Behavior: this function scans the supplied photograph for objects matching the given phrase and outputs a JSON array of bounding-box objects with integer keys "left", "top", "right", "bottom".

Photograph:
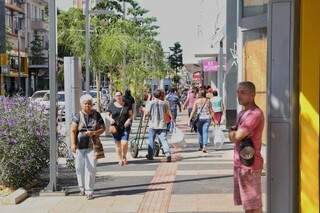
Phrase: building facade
[
  {"left": 26, "top": 0, "right": 49, "bottom": 94},
  {"left": 1, "top": 0, "right": 28, "bottom": 96},
  {"left": 234, "top": 0, "right": 319, "bottom": 212},
  {"left": 0, "top": 0, "right": 48, "bottom": 96}
]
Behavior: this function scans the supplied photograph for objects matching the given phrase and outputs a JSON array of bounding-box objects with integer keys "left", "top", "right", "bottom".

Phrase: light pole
[
  {"left": 85, "top": 0, "right": 90, "bottom": 93},
  {"left": 218, "top": 40, "right": 224, "bottom": 97},
  {"left": 47, "top": 0, "right": 57, "bottom": 192}
]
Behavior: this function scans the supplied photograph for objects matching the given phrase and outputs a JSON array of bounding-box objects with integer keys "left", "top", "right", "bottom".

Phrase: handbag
[
  {"left": 109, "top": 107, "right": 124, "bottom": 135},
  {"left": 164, "top": 112, "right": 171, "bottom": 124},
  {"left": 77, "top": 131, "right": 91, "bottom": 149},
  {"left": 239, "top": 138, "right": 255, "bottom": 166}
]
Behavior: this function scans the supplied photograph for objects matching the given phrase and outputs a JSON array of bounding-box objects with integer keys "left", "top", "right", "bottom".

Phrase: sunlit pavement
[{"left": 0, "top": 111, "right": 266, "bottom": 213}]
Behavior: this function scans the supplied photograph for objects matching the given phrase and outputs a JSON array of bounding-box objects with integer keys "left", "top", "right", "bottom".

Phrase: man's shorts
[{"left": 234, "top": 167, "right": 262, "bottom": 211}]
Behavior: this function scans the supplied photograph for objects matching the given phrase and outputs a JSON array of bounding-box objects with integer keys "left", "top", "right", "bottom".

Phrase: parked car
[
  {"left": 83, "top": 90, "right": 109, "bottom": 111},
  {"left": 30, "top": 90, "right": 65, "bottom": 121},
  {"left": 30, "top": 90, "right": 50, "bottom": 102}
]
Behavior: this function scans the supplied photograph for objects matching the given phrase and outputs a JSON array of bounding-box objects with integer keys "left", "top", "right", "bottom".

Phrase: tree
[
  {"left": 168, "top": 42, "right": 184, "bottom": 75},
  {"left": 30, "top": 31, "right": 44, "bottom": 65},
  {"left": 57, "top": 8, "right": 85, "bottom": 59},
  {"left": 30, "top": 31, "right": 45, "bottom": 91},
  {"left": 57, "top": 2, "right": 167, "bottom": 104}
]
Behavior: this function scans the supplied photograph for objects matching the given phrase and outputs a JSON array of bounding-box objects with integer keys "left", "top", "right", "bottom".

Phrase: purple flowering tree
[{"left": 0, "top": 96, "right": 50, "bottom": 188}]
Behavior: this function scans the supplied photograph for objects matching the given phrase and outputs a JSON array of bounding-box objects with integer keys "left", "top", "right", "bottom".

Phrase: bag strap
[
  {"left": 115, "top": 106, "right": 124, "bottom": 125},
  {"left": 79, "top": 111, "right": 88, "bottom": 130},
  {"left": 197, "top": 99, "right": 208, "bottom": 116}
]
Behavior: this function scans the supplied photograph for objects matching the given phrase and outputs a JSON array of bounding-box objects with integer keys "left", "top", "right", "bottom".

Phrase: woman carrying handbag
[
  {"left": 189, "top": 89, "right": 213, "bottom": 153},
  {"left": 70, "top": 94, "right": 106, "bottom": 200},
  {"left": 106, "top": 91, "right": 133, "bottom": 166}
]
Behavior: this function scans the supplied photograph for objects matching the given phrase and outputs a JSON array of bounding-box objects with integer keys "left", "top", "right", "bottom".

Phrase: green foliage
[
  {"left": 169, "top": 42, "right": 184, "bottom": 73},
  {"left": 30, "top": 31, "right": 44, "bottom": 65},
  {"left": 58, "top": 1, "right": 167, "bottom": 101},
  {"left": 57, "top": 8, "right": 85, "bottom": 59}
]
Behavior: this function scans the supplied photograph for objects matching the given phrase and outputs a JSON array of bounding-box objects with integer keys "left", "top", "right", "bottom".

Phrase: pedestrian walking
[
  {"left": 144, "top": 89, "right": 172, "bottom": 162},
  {"left": 124, "top": 88, "right": 135, "bottom": 110},
  {"left": 166, "top": 88, "right": 181, "bottom": 122},
  {"left": 70, "top": 94, "right": 106, "bottom": 200},
  {"left": 210, "top": 90, "right": 224, "bottom": 126},
  {"left": 229, "top": 81, "right": 264, "bottom": 213},
  {"left": 184, "top": 87, "right": 198, "bottom": 132},
  {"left": 106, "top": 91, "right": 133, "bottom": 166},
  {"left": 189, "top": 89, "right": 213, "bottom": 153},
  {"left": 183, "top": 87, "right": 198, "bottom": 117}
]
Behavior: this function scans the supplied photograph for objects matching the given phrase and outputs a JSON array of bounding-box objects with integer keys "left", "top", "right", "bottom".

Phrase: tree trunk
[{"left": 95, "top": 71, "right": 101, "bottom": 112}]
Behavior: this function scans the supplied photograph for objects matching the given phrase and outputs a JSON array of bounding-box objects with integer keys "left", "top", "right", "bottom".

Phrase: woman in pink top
[{"left": 183, "top": 88, "right": 198, "bottom": 117}]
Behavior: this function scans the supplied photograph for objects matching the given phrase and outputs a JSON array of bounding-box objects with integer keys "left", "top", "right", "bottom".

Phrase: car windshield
[{"left": 31, "top": 92, "right": 47, "bottom": 99}]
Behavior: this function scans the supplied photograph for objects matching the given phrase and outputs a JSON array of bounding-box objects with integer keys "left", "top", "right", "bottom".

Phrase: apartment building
[{"left": 0, "top": 0, "right": 48, "bottom": 96}]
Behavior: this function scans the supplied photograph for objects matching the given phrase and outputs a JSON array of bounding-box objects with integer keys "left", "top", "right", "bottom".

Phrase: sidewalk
[{"left": 0, "top": 111, "right": 266, "bottom": 213}]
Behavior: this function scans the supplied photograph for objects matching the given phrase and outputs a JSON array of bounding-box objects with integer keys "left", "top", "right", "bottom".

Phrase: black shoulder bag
[{"left": 237, "top": 112, "right": 255, "bottom": 166}]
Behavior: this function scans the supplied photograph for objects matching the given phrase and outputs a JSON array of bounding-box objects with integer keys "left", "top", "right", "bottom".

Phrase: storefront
[{"left": 236, "top": 0, "right": 319, "bottom": 212}]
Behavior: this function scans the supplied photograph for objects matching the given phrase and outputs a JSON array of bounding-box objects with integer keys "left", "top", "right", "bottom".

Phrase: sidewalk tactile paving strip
[{"left": 137, "top": 144, "right": 181, "bottom": 213}]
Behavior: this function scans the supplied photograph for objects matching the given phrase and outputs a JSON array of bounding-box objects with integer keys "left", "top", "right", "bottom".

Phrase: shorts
[
  {"left": 234, "top": 167, "right": 262, "bottom": 211},
  {"left": 113, "top": 130, "right": 130, "bottom": 142}
]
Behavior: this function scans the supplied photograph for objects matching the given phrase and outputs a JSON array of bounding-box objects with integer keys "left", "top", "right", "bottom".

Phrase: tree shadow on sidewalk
[
  {"left": 91, "top": 175, "right": 233, "bottom": 193},
  {"left": 96, "top": 158, "right": 162, "bottom": 167},
  {"left": 92, "top": 188, "right": 164, "bottom": 199}
]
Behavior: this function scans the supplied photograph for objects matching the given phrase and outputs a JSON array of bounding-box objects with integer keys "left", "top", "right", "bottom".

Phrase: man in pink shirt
[{"left": 229, "top": 81, "right": 264, "bottom": 213}]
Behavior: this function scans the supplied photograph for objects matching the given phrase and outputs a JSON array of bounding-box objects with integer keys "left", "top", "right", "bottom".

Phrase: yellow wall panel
[{"left": 299, "top": 0, "right": 320, "bottom": 212}]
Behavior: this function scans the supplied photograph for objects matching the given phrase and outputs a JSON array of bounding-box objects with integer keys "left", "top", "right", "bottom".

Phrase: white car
[
  {"left": 83, "top": 90, "right": 109, "bottom": 111},
  {"left": 30, "top": 90, "right": 65, "bottom": 121}
]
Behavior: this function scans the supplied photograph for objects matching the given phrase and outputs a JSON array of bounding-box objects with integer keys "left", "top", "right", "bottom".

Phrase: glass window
[{"left": 243, "top": 0, "right": 268, "bottom": 17}]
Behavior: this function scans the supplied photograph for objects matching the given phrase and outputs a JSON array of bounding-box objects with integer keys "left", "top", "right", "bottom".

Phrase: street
[{"left": 0, "top": 111, "right": 266, "bottom": 213}]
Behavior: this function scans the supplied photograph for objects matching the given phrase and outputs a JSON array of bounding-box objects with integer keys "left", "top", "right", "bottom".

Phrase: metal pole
[
  {"left": 85, "top": 0, "right": 90, "bottom": 92},
  {"left": 17, "top": 30, "right": 21, "bottom": 92},
  {"left": 47, "top": 0, "right": 57, "bottom": 192},
  {"left": 218, "top": 40, "right": 224, "bottom": 97}
]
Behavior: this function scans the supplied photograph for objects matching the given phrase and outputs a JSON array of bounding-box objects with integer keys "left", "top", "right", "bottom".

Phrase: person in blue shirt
[{"left": 165, "top": 88, "right": 181, "bottom": 122}]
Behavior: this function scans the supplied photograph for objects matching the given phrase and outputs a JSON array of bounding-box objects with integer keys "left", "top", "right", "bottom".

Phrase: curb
[{"left": 1, "top": 188, "right": 28, "bottom": 205}]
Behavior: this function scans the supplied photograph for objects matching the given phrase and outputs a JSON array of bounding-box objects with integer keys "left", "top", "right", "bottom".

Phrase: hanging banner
[{"left": 202, "top": 59, "right": 218, "bottom": 72}]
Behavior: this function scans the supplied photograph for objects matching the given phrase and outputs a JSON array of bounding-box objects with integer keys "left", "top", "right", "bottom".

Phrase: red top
[{"left": 233, "top": 106, "right": 264, "bottom": 170}]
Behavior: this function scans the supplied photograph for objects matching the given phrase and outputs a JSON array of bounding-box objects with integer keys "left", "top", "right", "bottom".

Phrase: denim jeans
[
  {"left": 197, "top": 119, "right": 211, "bottom": 148},
  {"left": 75, "top": 149, "right": 97, "bottom": 195},
  {"left": 148, "top": 128, "right": 171, "bottom": 157}
]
